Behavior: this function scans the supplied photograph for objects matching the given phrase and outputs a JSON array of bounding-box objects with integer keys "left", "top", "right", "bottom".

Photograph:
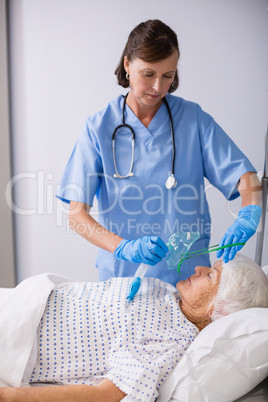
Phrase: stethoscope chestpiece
[{"left": 165, "top": 174, "right": 177, "bottom": 190}]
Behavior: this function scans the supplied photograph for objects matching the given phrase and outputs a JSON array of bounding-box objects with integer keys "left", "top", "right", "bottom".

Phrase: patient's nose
[{"left": 195, "top": 266, "right": 202, "bottom": 277}]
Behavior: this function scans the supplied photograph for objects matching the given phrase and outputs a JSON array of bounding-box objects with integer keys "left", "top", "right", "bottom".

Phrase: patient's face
[{"left": 176, "top": 261, "right": 223, "bottom": 322}]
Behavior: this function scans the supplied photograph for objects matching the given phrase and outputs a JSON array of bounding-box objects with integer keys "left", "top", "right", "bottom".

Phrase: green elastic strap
[{"left": 177, "top": 242, "right": 245, "bottom": 274}]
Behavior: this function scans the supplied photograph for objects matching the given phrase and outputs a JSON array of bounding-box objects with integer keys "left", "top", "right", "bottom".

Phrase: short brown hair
[{"left": 115, "top": 19, "right": 180, "bottom": 92}]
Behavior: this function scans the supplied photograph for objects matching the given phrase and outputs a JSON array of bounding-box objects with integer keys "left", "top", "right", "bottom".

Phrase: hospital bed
[
  {"left": 0, "top": 270, "right": 267, "bottom": 402},
  {"left": 235, "top": 377, "right": 268, "bottom": 402},
  {"left": 239, "top": 129, "right": 268, "bottom": 402},
  {"left": 235, "top": 127, "right": 268, "bottom": 402},
  {"left": 236, "top": 128, "right": 268, "bottom": 402},
  {"left": 0, "top": 135, "right": 267, "bottom": 402},
  {"left": 163, "top": 126, "right": 267, "bottom": 402},
  {"left": 156, "top": 303, "right": 268, "bottom": 402}
]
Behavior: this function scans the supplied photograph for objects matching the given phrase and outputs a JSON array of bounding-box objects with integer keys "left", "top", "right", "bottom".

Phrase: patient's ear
[{"left": 207, "top": 304, "right": 214, "bottom": 319}]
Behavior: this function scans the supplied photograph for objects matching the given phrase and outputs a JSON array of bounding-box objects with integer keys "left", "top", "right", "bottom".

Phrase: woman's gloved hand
[
  {"left": 216, "top": 204, "right": 262, "bottom": 263},
  {"left": 114, "top": 236, "right": 169, "bottom": 265}
]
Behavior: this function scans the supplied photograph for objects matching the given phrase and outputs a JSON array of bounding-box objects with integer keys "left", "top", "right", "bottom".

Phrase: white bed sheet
[
  {"left": 0, "top": 273, "right": 267, "bottom": 402},
  {"left": 0, "top": 273, "right": 73, "bottom": 387}
]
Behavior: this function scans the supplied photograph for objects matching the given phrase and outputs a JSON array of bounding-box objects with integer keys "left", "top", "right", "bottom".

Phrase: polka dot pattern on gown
[{"left": 30, "top": 277, "right": 198, "bottom": 401}]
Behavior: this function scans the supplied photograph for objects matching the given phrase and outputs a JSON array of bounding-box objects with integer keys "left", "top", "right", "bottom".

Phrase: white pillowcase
[{"left": 157, "top": 308, "right": 268, "bottom": 402}]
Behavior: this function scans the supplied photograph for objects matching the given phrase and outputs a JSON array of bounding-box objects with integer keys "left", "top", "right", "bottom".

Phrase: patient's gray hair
[{"left": 211, "top": 254, "right": 268, "bottom": 321}]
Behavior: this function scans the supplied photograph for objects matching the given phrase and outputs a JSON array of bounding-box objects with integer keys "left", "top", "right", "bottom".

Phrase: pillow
[{"left": 157, "top": 308, "right": 268, "bottom": 402}]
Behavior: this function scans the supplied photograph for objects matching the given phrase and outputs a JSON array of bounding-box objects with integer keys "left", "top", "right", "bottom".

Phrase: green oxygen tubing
[
  {"left": 177, "top": 242, "right": 245, "bottom": 274},
  {"left": 126, "top": 231, "right": 245, "bottom": 304}
]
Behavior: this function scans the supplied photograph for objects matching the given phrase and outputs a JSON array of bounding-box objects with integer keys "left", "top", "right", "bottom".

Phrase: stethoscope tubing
[
  {"left": 162, "top": 97, "right": 176, "bottom": 179},
  {"left": 112, "top": 93, "right": 176, "bottom": 186}
]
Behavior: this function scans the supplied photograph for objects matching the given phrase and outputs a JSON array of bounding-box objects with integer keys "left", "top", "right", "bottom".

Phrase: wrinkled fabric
[
  {"left": 0, "top": 273, "right": 73, "bottom": 387},
  {"left": 56, "top": 94, "right": 256, "bottom": 283},
  {"left": 30, "top": 277, "right": 198, "bottom": 401}
]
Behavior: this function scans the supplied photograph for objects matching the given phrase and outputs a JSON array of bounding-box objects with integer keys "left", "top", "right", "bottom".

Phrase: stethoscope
[{"left": 112, "top": 93, "right": 177, "bottom": 190}]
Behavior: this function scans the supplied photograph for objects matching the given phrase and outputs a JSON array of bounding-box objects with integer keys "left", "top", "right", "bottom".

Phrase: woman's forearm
[
  {"left": 68, "top": 201, "right": 123, "bottom": 253},
  {"left": 237, "top": 172, "right": 262, "bottom": 207},
  {"left": 0, "top": 380, "right": 126, "bottom": 402}
]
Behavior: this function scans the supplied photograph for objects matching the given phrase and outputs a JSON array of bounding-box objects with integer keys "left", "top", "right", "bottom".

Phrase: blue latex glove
[
  {"left": 216, "top": 205, "right": 262, "bottom": 263},
  {"left": 114, "top": 236, "right": 168, "bottom": 265}
]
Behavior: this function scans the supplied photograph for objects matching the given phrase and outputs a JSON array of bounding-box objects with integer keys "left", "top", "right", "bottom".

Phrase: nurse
[{"left": 57, "top": 19, "right": 261, "bottom": 285}]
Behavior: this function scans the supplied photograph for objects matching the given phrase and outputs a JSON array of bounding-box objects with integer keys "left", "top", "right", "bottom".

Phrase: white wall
[{"left": 7, "top": 0, "right": 268, "bottom": 283}]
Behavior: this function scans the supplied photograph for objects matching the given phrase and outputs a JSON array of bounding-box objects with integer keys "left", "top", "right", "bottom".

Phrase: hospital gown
[{"left": 30, "top": 277, "right": 198, "bottom": 401}]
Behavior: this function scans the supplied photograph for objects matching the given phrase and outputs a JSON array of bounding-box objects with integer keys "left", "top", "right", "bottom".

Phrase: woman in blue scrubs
[{"left": 57, "top": 19, "right": 261, "bottom": 285}]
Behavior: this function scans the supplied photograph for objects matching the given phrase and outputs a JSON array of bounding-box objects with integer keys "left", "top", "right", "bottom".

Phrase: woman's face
[
  {"left": 177, "top": 261, "right": 223, "bottom": 324},
  {"left": 124, "top": 52, "right": 178, "bottom": 109}
]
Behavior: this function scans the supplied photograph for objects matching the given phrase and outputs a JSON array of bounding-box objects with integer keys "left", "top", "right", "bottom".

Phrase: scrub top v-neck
[{"left": 56, "top": 93, "right": 256, "bottom": 285}]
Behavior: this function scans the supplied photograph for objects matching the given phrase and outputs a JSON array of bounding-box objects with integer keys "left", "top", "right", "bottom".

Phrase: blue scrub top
[{"left": 57, "top": 94, "right": 256, "bottom": 286}]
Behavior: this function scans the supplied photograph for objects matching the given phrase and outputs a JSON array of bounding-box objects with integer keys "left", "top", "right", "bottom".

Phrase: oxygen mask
[
  {"left": 166, "top": 232, "right": 200, "bottom": 272},
  {"left": 126, "top": 232, "right": 245, "bottom": 304}
]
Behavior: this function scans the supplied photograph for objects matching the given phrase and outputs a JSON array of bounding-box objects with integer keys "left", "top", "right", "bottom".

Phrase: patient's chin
[{"left": 176, "top": 280, "right": 184, "bottom": 291}]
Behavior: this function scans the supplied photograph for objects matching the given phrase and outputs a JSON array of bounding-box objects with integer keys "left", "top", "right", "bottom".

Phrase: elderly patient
[{"left": 1, "top": 254, "right": 267, "bottom": 402}]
